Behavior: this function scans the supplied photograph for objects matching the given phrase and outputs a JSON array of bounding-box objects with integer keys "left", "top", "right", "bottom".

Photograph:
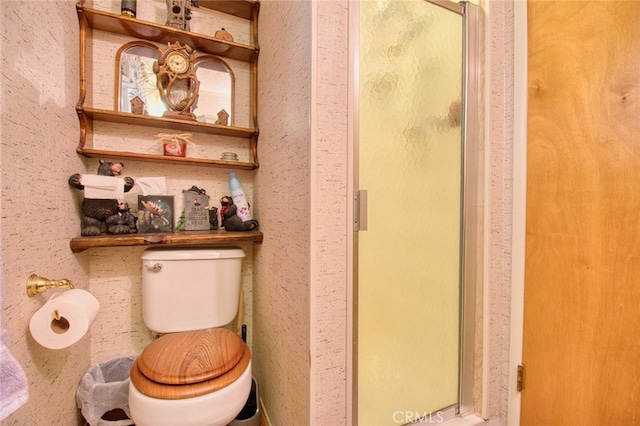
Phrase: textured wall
[
  {"left": 253, "top": 0, "right": 312, "bottom": 424},
  {"left": 253, "top": 0, "right": 350, "bottom": 423},
  {"left": 310, "top": 0, "right": 349, "bottom": 423},
  {"left": 484, "top": 0, "right": 514, "bottom": 423},
  {"left": 1, "top": 2, "right": 89, "bottom": 425}
]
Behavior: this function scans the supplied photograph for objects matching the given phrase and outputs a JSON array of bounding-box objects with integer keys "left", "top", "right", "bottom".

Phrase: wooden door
[{"left": 523, "top": 1, "right": 640, "bottom": 425}]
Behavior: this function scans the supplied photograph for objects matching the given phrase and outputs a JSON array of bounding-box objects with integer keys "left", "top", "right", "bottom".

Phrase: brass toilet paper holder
[{"left": 26, "top": 274, "right": 74, "bottom": 297}]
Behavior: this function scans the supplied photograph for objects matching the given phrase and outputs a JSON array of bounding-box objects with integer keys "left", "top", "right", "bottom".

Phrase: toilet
[{"left": 129, "top": 247, "right": 252, "bottom": 426}]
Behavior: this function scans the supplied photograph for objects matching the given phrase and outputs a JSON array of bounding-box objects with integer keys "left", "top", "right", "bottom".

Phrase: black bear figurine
[
  {"left": 69, "top": 160, "right": 136, "bottom": 236},
  {"left": 220, "top": 195, "right": 258, "bottom": 232}
]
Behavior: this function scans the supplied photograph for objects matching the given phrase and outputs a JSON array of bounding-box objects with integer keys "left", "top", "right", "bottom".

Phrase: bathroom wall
[
  {"left": 308, "top": 1, "right": 350, "bottom": 422},
  {"left": 1, "top": 2, "right": 89, "bottom": 425},
  {"left": 253, "top": 0, "right": 350, "bottom": 423},
  {"left": 484, "top": 0, "right": 515, "bottom": 422},
  {"left": 253, "top": 0, "right": 312, "bottom": 424}
]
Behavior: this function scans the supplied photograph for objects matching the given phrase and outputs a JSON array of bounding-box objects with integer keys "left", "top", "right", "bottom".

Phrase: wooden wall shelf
[
  {"left": 78, "top": 107, "right": 257, "bottom": 138},
  {"left": 76, "top": 147, "right": 258, "bottom": 169},
  {"left": 71, "top": 2, "right": 262, "bottom": 253},
  {"left": 70, "top": 230, "right": 263, "bottom": 253},
  {"left": 75, "top": 1, "right": 260, "bottom": 169},
  {"left": 76, "top": 107, "right": 260, "bottom": 169},
  {"left": 77, "top": 4, "right": 259, "bottom": 62},
  {"left": 198, "top": 1, "right": 258, "bottom": 20}
]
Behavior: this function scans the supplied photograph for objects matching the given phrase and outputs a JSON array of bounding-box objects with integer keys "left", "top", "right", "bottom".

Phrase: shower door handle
[{"left": 354, "top": 190, "right": 368, "bottom": 231}]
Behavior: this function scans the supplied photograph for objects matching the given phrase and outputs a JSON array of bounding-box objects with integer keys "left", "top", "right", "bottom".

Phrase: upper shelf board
[
  {"left": 198, "top": 0, "right": 259, "bottom": 20},
  {"left": 77, "top": 3, "right": 259, "bottom": 62}
]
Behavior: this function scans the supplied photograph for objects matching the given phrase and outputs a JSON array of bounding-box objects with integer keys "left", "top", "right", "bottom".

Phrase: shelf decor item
[
  {"left": 68, "top": 160, "right": 136, "bottom": 236},
  {"left": 215, "top": 109, "right": 230, "bottom": 126},
  {"left": 182, "top": 186, "right": 210, "bottom": 231},
  {"left": 137, "top": 196, "right": 175, "bottom": 233},
  {"left": 121, "top": 0, "right": 136, "bottom": 17},
  {"left": 130, "top": 96, "right": 145, "bottom": 115},
  {"left": 156, "top": 132, "right": 192, "bottom": 157},
  {"left": 165, "top": 0, "right": 199, "bottom": 31},
  {"left": 153, "top": 42, "right": 200, "bottom": 121},
  {"left": 214, "top": 28, "right": 233, "bottom": 42}
]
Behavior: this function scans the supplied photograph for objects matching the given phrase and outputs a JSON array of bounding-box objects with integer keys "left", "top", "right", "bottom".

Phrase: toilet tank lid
[{"left": 141, "top": 247, "right": 245, "bottom": 261}]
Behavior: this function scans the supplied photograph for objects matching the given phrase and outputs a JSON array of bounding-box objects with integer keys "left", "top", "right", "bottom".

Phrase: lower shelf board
[{"left": 70, "top": 230, "right": 263, "bottom": 253}]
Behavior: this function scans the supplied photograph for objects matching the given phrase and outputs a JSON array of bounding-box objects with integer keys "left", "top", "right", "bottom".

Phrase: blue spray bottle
[{"left": 227, "top": 171, "right": 252, "bottom": 221}]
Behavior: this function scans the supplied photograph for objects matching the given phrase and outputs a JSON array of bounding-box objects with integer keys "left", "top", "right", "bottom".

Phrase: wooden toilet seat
[{"left": 130, "top": 328, "right": 250, "bottom": 400}]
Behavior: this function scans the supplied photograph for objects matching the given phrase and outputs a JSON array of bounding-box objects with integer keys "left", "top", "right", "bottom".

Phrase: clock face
[
  {"left": 154, "top": 42, "right": 200, "bottom": 120},
  {"left": 167, "top": 52, "right": 189, "bottom": 74}
]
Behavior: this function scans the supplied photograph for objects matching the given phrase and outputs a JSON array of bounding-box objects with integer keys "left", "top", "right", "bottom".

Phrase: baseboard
[{"left": 259, "top": 396, "right": 271, "bottom": 426}]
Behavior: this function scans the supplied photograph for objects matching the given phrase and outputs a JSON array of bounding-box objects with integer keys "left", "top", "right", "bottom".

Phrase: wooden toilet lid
[
  {"left": 130, "top": 328, "right": 251, "bottom": 400},
  {"left": 137, "top": 328, "right": 245, "bottom": 384}
]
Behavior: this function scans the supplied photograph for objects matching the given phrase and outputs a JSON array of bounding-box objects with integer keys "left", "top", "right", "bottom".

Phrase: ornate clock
[{"left": 153, "top": 42, "right": 200, "bottom": 121}]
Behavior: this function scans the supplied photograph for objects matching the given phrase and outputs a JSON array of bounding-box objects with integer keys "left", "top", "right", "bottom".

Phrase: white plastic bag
[{"left": 76, "top": 356, "right": 136, "bottom": 426}]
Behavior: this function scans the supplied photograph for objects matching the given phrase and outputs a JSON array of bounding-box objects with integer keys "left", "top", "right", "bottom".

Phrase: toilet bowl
[
  {"left": 128, "top": 247, "right": 250, "bottom": 426},
  {"left": 128, "top": 328, "right": 252, "bottom": 426}
]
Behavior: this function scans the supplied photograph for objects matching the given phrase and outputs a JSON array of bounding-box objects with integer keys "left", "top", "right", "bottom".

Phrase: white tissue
[
  {"left": 81, "top": 175, "right": 125, "bottom": 200},
  {"left": 29, "top": 289, "right": 99, "bottom": 350},
  {"left": 136, "top": 177, "right": 167, "bottom": 195}
]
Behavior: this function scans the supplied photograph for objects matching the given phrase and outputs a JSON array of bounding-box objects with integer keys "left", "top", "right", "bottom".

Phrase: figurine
[
  {"left": 206, "top": 206, "right": 219, "bottom": 230},
  {"left": 219, "top": 195, "right": 233, "bottom": 228},
  {"left": 69, "top": 160, "right": 136, "bottom": 236},
  {"left": 130, "top": 96, "right": 145, "bottom": 115},
  {"left": 214, "top": 109, "right": 229, "bottom": 126},
  {"left": 220, "top": 195, "right": 258, "bottom": 232},
  {"left": 105, "top": 202, "right": 137, "bottom": 235}
]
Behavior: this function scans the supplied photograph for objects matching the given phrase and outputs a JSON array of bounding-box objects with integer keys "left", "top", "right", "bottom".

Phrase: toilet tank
[{"left": 141, "top": 247, "right": 245, "bottom": 333}]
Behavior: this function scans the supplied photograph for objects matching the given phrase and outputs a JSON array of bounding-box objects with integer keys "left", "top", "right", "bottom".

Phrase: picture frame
[{"left": 137, "top": 195, "right": 174, "bottom": 233}]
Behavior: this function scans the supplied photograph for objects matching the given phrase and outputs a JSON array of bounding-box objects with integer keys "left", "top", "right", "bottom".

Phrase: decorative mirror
[
  {"left": 116, "top": 42, "right": 163, "bottom": 116},
  {"left": 116, "top": 42, "right": 234, "bottom": 124},
  {"left": 193, "top": 55, "right": 235, "bottom": 125}
]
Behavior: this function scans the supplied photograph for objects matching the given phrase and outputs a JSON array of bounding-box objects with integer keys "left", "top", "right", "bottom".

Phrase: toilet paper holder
[{"left": 26, "top": 274, "right": 74, "bottom": 297}]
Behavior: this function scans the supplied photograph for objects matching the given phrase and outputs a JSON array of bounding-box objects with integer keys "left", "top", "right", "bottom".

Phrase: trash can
[
  {"left": 230, "top": 376, "right": 260, "bottom": 426},
  {"left": 76, "top": 356, "right": 137, "bottom": 426}
]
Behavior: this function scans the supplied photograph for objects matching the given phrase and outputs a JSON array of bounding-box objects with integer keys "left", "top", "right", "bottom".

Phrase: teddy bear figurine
[
  {"left": 105, "top": 202, "right": 137, "bottom": 235},
  {"left": 69, "top": 160, "right": 136, "bottom": 236},
  {"left": 220, "top": 195, "right": 259, "bottom": 232}
]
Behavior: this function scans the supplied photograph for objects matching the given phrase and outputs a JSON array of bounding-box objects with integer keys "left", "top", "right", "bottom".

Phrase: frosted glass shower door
[{"left": 357, "top": 0, "right": 464, "bottom": 423}]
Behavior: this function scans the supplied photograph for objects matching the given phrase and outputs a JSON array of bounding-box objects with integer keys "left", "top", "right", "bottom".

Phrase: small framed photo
[{"left": 137, "top": 195, "right": 174, "bottom": 233}]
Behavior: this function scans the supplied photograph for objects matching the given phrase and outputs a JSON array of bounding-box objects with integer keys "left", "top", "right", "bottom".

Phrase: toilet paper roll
[{"left": 29, "top": 289, "right": 100, "bottom": 350}]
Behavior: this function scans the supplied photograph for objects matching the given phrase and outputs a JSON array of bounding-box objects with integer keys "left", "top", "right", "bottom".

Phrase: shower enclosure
[{"left": 352, "top": 0, "right": 480, "bottom": 424}]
